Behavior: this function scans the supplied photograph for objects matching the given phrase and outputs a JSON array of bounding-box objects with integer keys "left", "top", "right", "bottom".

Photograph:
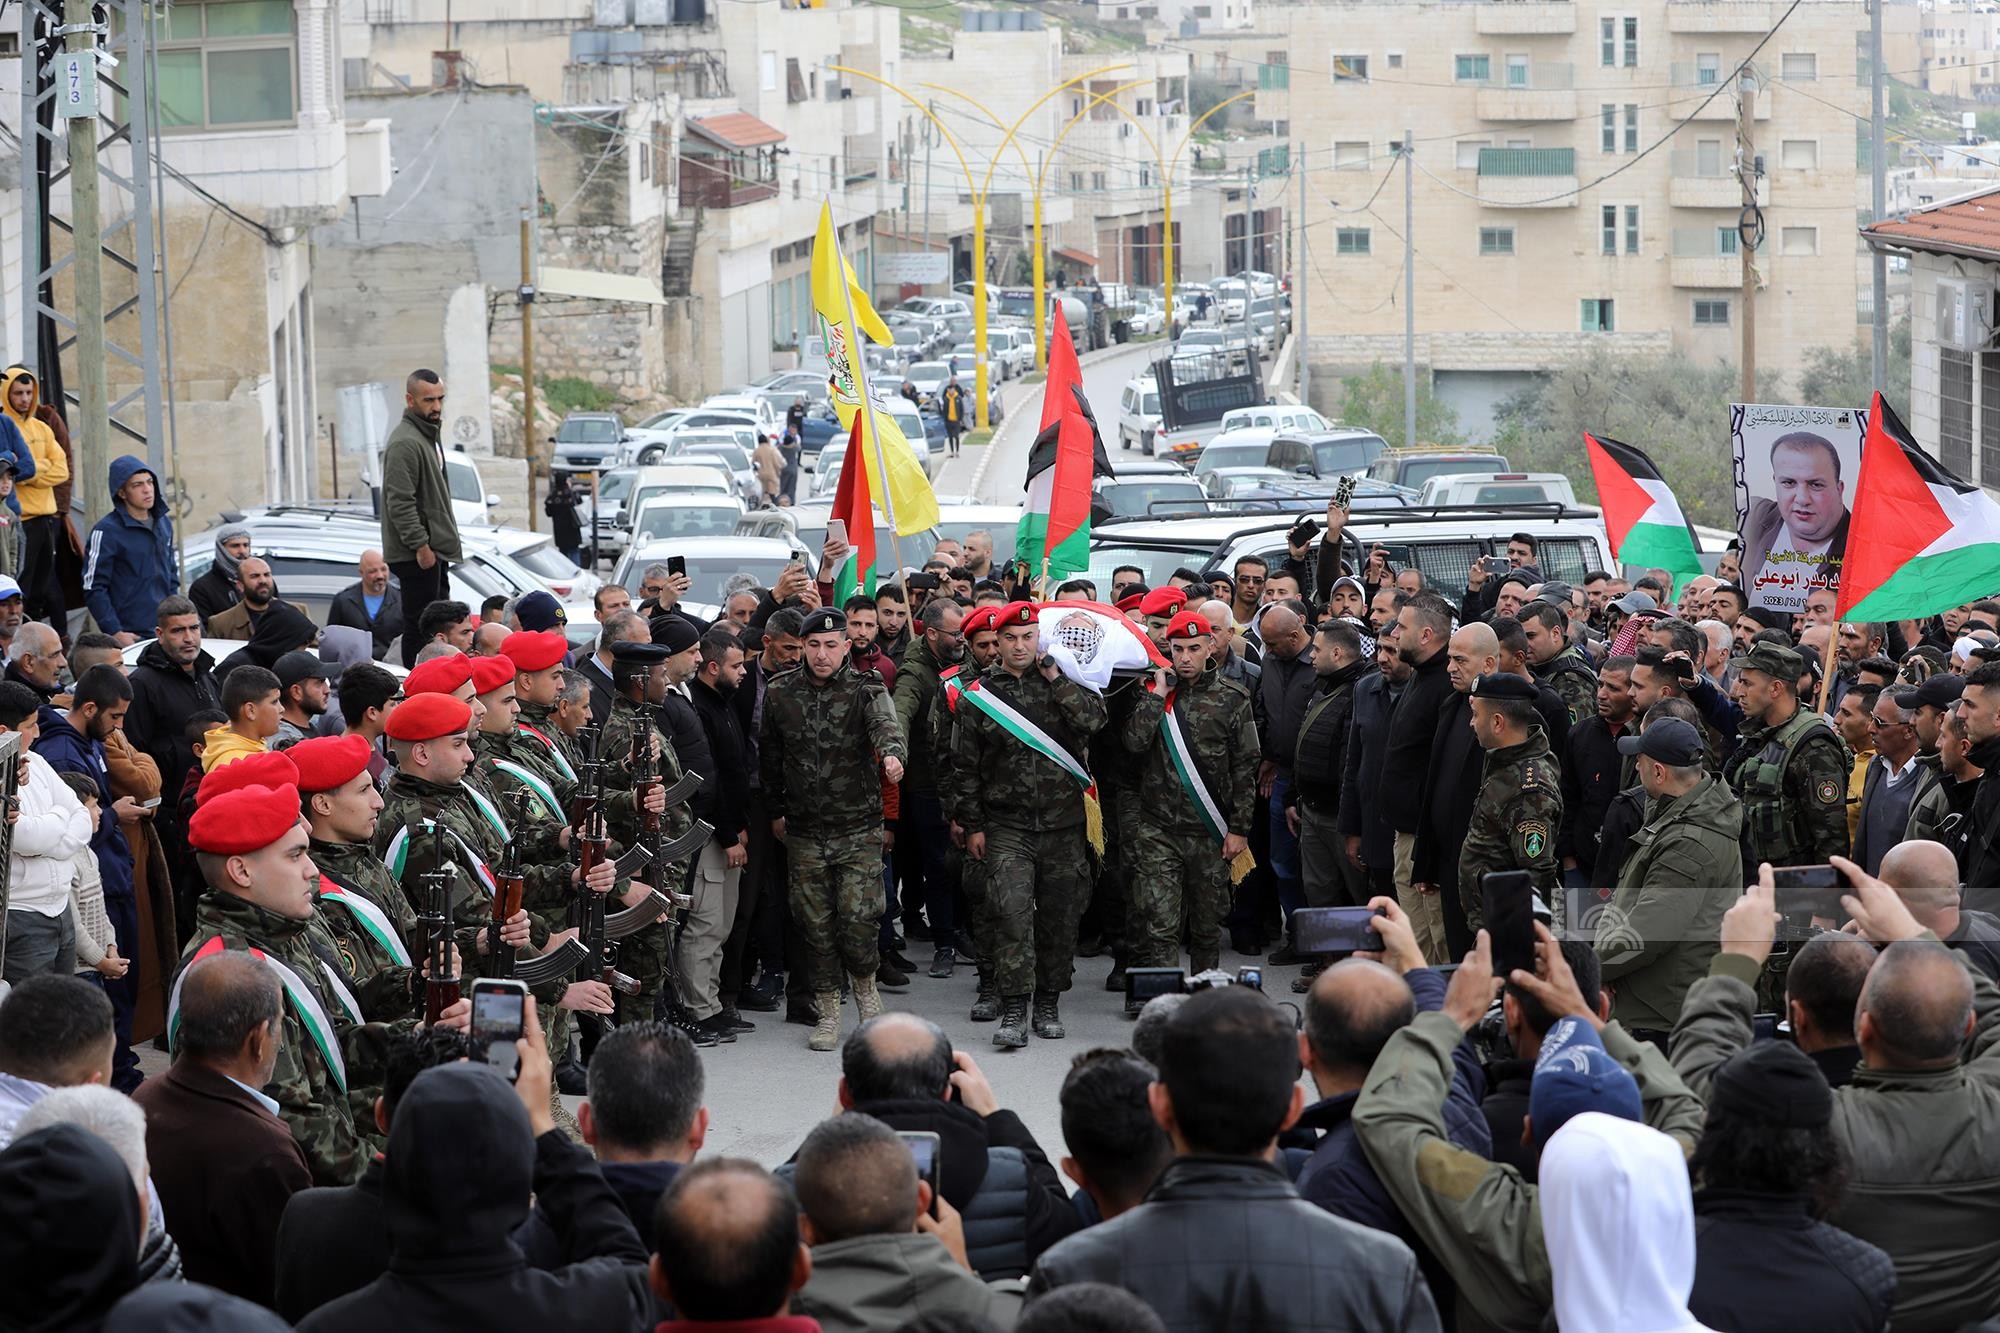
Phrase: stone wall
[{"left": 487, "top": 212, "right": 669, "bottom": 403}]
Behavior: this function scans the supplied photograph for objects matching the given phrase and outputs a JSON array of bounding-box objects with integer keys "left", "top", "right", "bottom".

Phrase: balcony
[
  {"left": 1474, "top": 63, "right": 1576, "bottom": 120},
  {"left": 1475, "top": 147, "right": 1578, "bottom": 208},
  {"left": 1667, "top": 0, "right": 1784, "bottom": 32},
  {"left": 1667, "top": 149, "right": 1766, "bottom": 207},
  {"left": 1671, "top": 226, "right": 1741, "bottom": 286},
  {"left": 1475, "top": 2, "right": 1577, "bottom": 34}
]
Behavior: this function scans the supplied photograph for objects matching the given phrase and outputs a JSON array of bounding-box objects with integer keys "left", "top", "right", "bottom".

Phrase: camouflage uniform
[
  {"left": 934, "top": 667, "right": 993, "bottom": 992},
  {"left": 953, "top": 665, "right": 1108, "bottom": 997},
  {"left": 759, "top": 663, "right": 906, "bottom": 992},
  {"left": 514, "top": 701, "right": 582, "bottom": 793},
  {"left": 174, "top": 892, "right": 385, "bottom": 1186},
  {"left": 1457, "top": 726, "right": 1563, "bottom": 931},
  {"left": 310, "top": 838, "right": 421, "bottom": 1025},
  {"left": 1722, "top": 705, "right": 1853, "bottom": 868},
  {"left": 1119, "top": 668, "right": 1259, "bottom": 972},
  {"left": 1533, "top": 646, "right": 1599, "bottom": 728},
  {"left": 597, "top": 694, "right": 694, "bottom": 1025},
  {"left": 1090, "top": 684, "right": 1147, "bottom": 964}
]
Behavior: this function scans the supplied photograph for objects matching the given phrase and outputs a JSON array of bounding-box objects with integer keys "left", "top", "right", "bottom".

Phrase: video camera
[{"left": 1125, "top": 965, "right": 1265, "bottom": 1003}]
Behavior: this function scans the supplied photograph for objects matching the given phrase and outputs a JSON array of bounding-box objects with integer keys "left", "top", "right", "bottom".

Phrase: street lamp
[
  {"left": 833, "top": 63, "right": 1130, "bottom": 430},
  {"left": 1033, "top": 79, "right": 1151, "bottom": 371}
]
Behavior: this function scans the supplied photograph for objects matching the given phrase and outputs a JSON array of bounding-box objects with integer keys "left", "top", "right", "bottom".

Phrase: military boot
[
  {"left": 993, "top": 995, "right": 1030, "bottom": 1049},
  {"left": 1102, "top": 954, "right": 1128, "bottom": 993},
  {"left": 1032, "top": 991, "right": 1066, "bottom": 1040},
  {"left": 970, "top": 971, "right": 1002, "bottom": 1023},
  {"left": 852, "top": 973, "right": 885, "bottom": 1022},
  {"left": 808, "top": 990, "right": 843, "bottom": 1052}
]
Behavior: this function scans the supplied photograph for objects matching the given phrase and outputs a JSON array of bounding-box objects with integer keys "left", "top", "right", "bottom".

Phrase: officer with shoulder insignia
[
  {"left": 1458, "top": 672, "right": 1563, "bottom": 934},
  {"left": 1722, "top": 640, "right": 1852, "bottom": 870},
  {"left": 1117, "top": 609, "right": 1258, "bottom": 1008},
  {"left": 175, "top": 779, "right": 469, "bottom": 1185},
  {"left": 954, "top": 601, "right": 1108, "bottom": 1049},
  {"left": 761, "top": 607, "right": 907, "bottom": 1052}
]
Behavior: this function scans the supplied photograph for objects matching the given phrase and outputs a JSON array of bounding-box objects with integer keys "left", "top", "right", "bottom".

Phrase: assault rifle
[
  {"left": 490, "top": 788, "right": 588, "bottom": 987},
  {"left": 417, "top": 819, "right": 460, "bottom": 1026}
]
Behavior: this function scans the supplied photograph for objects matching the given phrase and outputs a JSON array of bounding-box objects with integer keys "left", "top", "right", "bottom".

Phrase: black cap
[
  {"left": 274, "top": 650, "right": 333, "bottom": 690},
  {"left": 610, "top": 640, "right": 671, "bottom": 667},
  {"left": 650, "top": 615, "right": 700, "bottom": 654},
  {"left": 1709, "top": 1039, "right": 1833, "bottom": 1128},
  {"left": 800, "top": 608, "right": 847, "bottom": 637},
  {"left": 1616, "top": 716, "right": 1705, "bottom": 767},
  {"left": 1470, "top": 672, "right": 1539, "bottom": 701},
  {"left": 1912, "top": 674, "right": 1967, "bottom": 711}
]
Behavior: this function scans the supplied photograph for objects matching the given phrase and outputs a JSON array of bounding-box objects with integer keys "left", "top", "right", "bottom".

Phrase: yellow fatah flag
[{"left": 811, "top": 202, "right": 939, "bottom": 536}]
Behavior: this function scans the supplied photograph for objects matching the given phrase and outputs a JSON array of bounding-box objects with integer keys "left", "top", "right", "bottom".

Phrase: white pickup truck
[{"left": 1415, "top": 471, "right": 1578, "bottom": 507}]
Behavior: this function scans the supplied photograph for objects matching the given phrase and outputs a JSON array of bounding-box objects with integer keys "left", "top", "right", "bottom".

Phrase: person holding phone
[
  {"left": 1597, "top": 717, "right": 1745, "bottom": 1042},
  {"left": 1457, "top": 675, "right": 1561, "bottom": 941}
]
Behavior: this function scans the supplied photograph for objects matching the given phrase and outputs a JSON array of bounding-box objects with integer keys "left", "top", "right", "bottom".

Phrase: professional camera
[{"left": 1124, "top": 965, "right": 1265, "bottom": 1003}]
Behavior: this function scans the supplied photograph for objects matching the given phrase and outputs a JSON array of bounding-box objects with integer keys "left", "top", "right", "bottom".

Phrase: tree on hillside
[
  {"left": 1336, "top": 364, "right": 1463, "bottom": 450},
  {"left": 1795, "top": 322, "right": 1912, "bottom": 413}
]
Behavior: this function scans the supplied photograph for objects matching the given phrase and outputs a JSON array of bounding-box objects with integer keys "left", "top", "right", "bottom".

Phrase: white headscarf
[{"left": 1539, "top": 1112, "right": 1714, "bottom": 1333}]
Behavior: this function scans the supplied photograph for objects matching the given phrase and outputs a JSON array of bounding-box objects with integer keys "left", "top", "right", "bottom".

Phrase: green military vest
[{"left": 1729, "top": 706, "right": 1849, "bottom": 865}]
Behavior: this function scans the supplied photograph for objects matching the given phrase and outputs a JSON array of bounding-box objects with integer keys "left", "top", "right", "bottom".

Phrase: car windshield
[
  {"left": 1199, "top": 443, "right": 1269, "bottom": 473},
  {"left": 1314, "top": 435, "right": 1387, "bottom": 474},
  {"left": 445, "top": 458, "right": 483, "bottom": 504},
  {"left": 561, "top": 417, "right": 622, "bottom": 443},
  {"left": 633, "top": 505, "right": 745, "bottom": 541},
  {"left": 894, "top": 327, "right": 924, "bottom": 346},
  {"left": 624, "top": 556, "right": 795, "bottom": 606},
  {"left": 1086, "top": 543, "right": 1212, "bottom": 589},
  {"left": 998, "top": 291, "right": 1035, "bottom": 318},
  {"left": 684, "top": 442, "right": 751, "bottom": 470},
  {"left": 1101, "top": 481, "right": 1206, "bottom": 517},
  {"left": 508, "top": 540, "right": 580, "bottom": 580},
  {"left": 630, "top": 482, "right": 728, "bottom": 517},
  {"left": 593, "top": 471, "right": 635, "bottom": 502},
  {"left": 1400, "top": 458, "right": 1505, "bottom": 488}
]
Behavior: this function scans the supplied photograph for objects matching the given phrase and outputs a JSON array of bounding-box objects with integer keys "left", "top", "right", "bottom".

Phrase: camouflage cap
[{"left": 1740, "top": 641, "right": 1804, "bottom": 681}]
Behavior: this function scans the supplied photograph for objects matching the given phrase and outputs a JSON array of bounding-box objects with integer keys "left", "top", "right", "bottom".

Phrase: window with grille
[
  {"left": 1624, "top": 103, "right": 1638, "bottom": 152},
  {"left": 1602, "top": 104, "right": 1616, "bottom": 153},
  {"left": 1781, "top": 52, "right": 1817, "bottom": 81},
  {"left": 1456, "top": 54, "right": 1491, "bottom": 82},
  {"left": 1480, "top": 226, "right": 1515, "bottom": 255},
  {"left": 1943, "top": 347, "right": 1976, "bottom": 477},
  {"left": 1602, "top": 205, "right": 1618, "bottom": 256},
  {"left": 1600, "top": 16, "right": 1615, "bottom": 66},
  {"left": 1623, "top": 17, "right": 1639, "bottom": 66},
  {"left": 1336, "top": 228, "right": 1371, "bottom": 255},
  {"left": 1982, "top": 352, "right": 2000, "bottom": 485},
  {"left": 1693, "top": 298, "right": 1730, "bottom": 326},
  {"left": 1625, "top": 205, "right": 1641, "bottom": 254}
]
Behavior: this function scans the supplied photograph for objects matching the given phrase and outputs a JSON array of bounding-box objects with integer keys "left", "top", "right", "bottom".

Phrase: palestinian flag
[
  {"left": 1838, "top": 392, "right": 2000, "bottom": 620},
  {"left": 1016, "top": 315, "right": 1114, "bottom": 582},
  {"left": 1584, "top": 433, "right": 1705, "bottom": 585},
  {"left": 831, "top": 413, "right": 877, "bottom": 605}
]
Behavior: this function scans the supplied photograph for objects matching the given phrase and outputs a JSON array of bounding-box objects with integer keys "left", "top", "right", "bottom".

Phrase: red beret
[
  {"left": 961, "top": 606, "right": 1000, "bottom": 636},
  {"left": 502, "top": 629, "right": 568, "bottom": 673},
  {"left": 996, "top": 601, "right": 1039, "bottom": 628},
  {"left": 1139, "top": 587, "right": 1188, "bottom": 618},
  {"left": 286, "top": 734, "right": 373, "bottom": 794},
  {"left": 469, "top": 654, "right": 518, "bottom": 697},
  {"left": 199, "top": 750, "right": 299, "bottom": 804},
  {"left": 403, "top": 653, "right": 473, "bottom": 698},
  {"left": 1164, "top": 610, "right": 1211, "bottom": 641},
  {"left": 189, "top": 783, "right": 303, "bottom": 856},
  {"left": 383, "top": 692, "right": 472, "bottom": 742},
  {"left": 1114, "top": 592, "right": 1144, "bottom": 613}
]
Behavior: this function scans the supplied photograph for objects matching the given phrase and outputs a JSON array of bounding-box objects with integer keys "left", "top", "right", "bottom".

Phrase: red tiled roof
[
  {"left": 687, "top": 112, "right": 787, "bottom": 150},
  {"left": 1053, "top": 246, "right": 1098, "bottom": 267},
  {"left": 1866, "top": 188, "right": 2000, "bottom": 260}
]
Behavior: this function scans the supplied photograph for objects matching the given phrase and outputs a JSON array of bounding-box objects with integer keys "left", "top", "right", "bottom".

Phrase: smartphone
[
  {"left": 141, "top": 796, "right": 162, "bottom": 809},
  {"left": 1771, "top": 865, "right": 1847, "bottom": 919},
  {"left": 1124, "top": 967, "right": 1187, "bottom": 1002},
  {"left": 898, "top": 1130, "right": 942, "bottom": 1219},
  {"left": 1481, "top": 871, "right": 1537, "bottom": 980},
  {"left": 827, "top": 517, "right": 848, "bottom": 549},
  {"left": 469, "top": 978, "right": 530, "bottom": 1082},
  {"left": 1289, "top": 517, "right": 1320, "bottom": 547},
  {"left": 1290, "top": 906, "right": 1384, "bottom": 956},
  {"left": 667, "top": 554, "right": 686, "bottom": 579},
  {"left": 1751, "top": 1012, "right": 1782, "bottom": 1042},
  {"left": 1334, "top": 474, "right": 1358, "bottom": 508}
]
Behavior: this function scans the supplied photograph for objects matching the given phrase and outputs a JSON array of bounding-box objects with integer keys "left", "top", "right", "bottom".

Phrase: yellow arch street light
[
  {"left": 834, "top": 63, "right": 1129, "bottom": 429},
  {"left": 1033, "top": 79, "right": 1152, "bottom": 371}
]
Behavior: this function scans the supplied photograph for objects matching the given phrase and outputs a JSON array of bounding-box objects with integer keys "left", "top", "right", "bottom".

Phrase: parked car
[
  {"left": 1365, "top": 448, "right": 1512, "bottom": 491},
  {"left": 1127, "top": 297, "right": 1166, "bottom": 338},
  {"left": 905, "top": 361, "right": 952, "bottom": 404},
  {"left": 930, "top": 503, "right": 1021, "bottom": 570},
  {"left": 459, "top": 524, "right": 601, "bottom": 603},
  {"left": 988, "top": 327, "right": 1035, "bottom": 377},
  {"left": 628, "top": 495, "right": 750, "bottom": 544},
  {"left": 1415, "top": 471, "right": 1578, "bottom": 507},
  {"left": 1095, "top": 474, "right": 1208, "bottom": 519},
  {"left": 1210, "top": 280, "right": 1250, "bottom": 323},
  {"left": 947, "top": 345, "right": 1005, "bottom": 388},
  {"left": 812, "top": 411, "right": 935, "bottom": 496},
  {"left": 442, "top": 451, "right": 501, "bottom": 528},
  {"left": 699, "top": 393, "right": 781, "bottom": 440},
  {"left": 1118, "top": 376, "right": 1164, "bottom": 454},
  {"left": 665, "top": 431, "right": 760, "bottom": 504},
  {"left": 553, "top": 412, "right": 637, "bottom": 473},
  {"left": 1216, "top": 405, "right": 1330, "bottom": 436},
  {"left": 739, "top": 502, "right": 930, "bottom": 582},
  {"left": 1196, "top": 427, "right": 1390, "bottom": 483},
  {"left": 611, "top": 536, "right": 807, "bottom": 621}
]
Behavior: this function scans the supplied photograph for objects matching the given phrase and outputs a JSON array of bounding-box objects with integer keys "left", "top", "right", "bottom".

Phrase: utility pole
[
  {"left": 1296, "top": 140, "right": 1309, "bottom": 408},
  {"left": 1738, "top": 77, "right": 1759, "bottom": 403},
  {"left": 1403, "top": 129, "right": 1416, "bottom": 452},
  {"left": 1241, "top": 162, "right": 1254, "bottom": 278},
  {"left": 1870, "top": 0, "right": 1888, "bottom": 390},
  {"left": 61, "top": 0, "right": 110, "bottom": 524},
  {"left": 519, "top": 209, "right": 539, "bottom": 533},
  {"left": 922, "top": 108, "right": 933, "bottom": 286}
]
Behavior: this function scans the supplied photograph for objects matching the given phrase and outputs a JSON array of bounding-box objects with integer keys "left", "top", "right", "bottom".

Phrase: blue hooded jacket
[
  {"left": 84, "top": 455, "right": 177, "bottom": 636},
  {"left": 0, "top": 413, "right": 34, "bottom": 513},
  {"left": 33, "top": 704, "right": 135, "bottom": 905}
]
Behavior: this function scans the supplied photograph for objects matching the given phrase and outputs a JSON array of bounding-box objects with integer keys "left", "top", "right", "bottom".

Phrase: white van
[{"left": 1118, "top": 376, "right": 1165, "bottom": 454}]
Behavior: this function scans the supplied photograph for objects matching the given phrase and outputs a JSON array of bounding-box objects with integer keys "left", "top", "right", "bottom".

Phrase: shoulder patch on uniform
[
  {"left": 1815, "top": 776, "right": 1842, "bottom": 805},
  {"left": 1518, "top": 819, "right": 1549, "bottom": 859}
]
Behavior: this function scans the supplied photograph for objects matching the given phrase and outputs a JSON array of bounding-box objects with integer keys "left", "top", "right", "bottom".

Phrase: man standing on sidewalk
[{"left": 380, "top": 370, "right": 461, "bottom": 668}]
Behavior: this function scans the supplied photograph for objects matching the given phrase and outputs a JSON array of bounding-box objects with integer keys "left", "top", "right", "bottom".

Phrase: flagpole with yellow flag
[{"left": 811, "top": 201, "right": 939, "bottom": 585}]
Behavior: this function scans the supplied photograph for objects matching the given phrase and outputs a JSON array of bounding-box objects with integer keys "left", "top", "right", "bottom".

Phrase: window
[
  {"left": 1092, "top": 171, "right": 1107, "bottom": 190},
  {"left": 1456, "top": 53, "right": 1491, "bottom": 82},
  {"left": 1335, "top": 140, "right": 1370, "bottom": 170},
  {"left": 1601, "top": 204, "right": 1618, "bottom": 255},
  {"left": 1456, "top": 139, "right": 1490, "bottom": 169},
  {"left": 1942, "top": 347, "right": 1975, "bottom": 477},
  {"left": 1480, "top": 226, "right": 1515, "bottom": 255},
  {"left": 1624, "top": 103, "right": 1638, "bottom": 152},
  {"left": 785, "top": 57, "right": 808, "bottom": 103},
  {"left": 1070, "top": 172, "right": 1083, "bottom": 191},
  {"left": 1781, "top": 52, "right": 1817, "bottom": 81},
  {"left": 1623, "top": 17, "right": 1639, "bottom": 66},
  {"left": 153, "top": 0, "right": 298, "bottom": 130},
  {"left": 1717, "top": 226, "right": 1740, "bottom": 255},
  {"left": 1602, "top": 103, "right": 1617, "bottom": 153},
  {"left": 1696, "top": 52, "right": 1720, "bottom": 84},
  {"left": 1387, "top": 51, "right": 1404, "bottom": 69},
  {"left": 1981, "top": 351, "right": 2000, "bottom": 484},
  {"left": 761, "top": 50, "right": 778, "bottom": 92},
  {"left": 1625, "top": 204, "right": 1641, "bottom": 254},
  {"left": 1696, "top": 137, "right": 1722, "bottom": 175},
  {"left": 1506, "top": 53, "right": 1529, "bottom": 87},
  {"left": 1693, "top": 298, "right": 1730, "bottom": 326},
  {"left": 1581, "top": 298, "right": 1616, "bottom": 332},
  {"left": 1780, "top": 225, "right": 1818, "bottom": 255},
  {"left": 1600, "top": 16, "right": 1616, "bottom": 66},
  {"left": 1781, "top": 139, "right": 1819, "bottom": 169},
  {"left": 1334, "top": 53, "right": 1369, "bottom": 81},
  {"left": 1336, "top": 227, "right": 1371, "bottom": 255}
]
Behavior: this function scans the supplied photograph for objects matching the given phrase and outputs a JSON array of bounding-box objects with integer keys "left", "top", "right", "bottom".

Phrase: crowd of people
[{"left": 5, "top": 365, "right": 2000, "bottom": 1329}]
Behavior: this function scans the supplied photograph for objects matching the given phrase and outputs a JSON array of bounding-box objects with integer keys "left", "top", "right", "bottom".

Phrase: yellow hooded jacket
[
  {"left": 2, "top": 368, "right": 67, "bottom": 519},
  {"left": 200, "top": 725, "right": 271, "bottom": 774}
]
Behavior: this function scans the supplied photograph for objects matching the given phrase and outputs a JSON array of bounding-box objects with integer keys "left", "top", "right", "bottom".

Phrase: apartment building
[
  {"left": 1271, "top": 0, "right": 1865, "bottom": 434},
  {"left": 1918, "top": 1, "right": 2000, "bottom": 99}
]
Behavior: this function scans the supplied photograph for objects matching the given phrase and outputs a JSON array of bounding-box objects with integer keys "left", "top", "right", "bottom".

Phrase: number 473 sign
[{"left": 60, "top": 52, "right": 98, "bottom": 120}]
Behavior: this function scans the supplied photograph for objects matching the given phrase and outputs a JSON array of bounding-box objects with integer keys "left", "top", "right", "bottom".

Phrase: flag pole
[
  {"left": 1817, "top": 616, "right": 1840, "bottom": 714},
  {"left": 831, "top": 205, "right": 907, "bottom": 581}
]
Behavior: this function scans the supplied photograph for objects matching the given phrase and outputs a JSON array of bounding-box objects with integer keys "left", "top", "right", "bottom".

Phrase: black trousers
[
  {"left": 389, "top": 558, "right": 449, "bottom": 667},
  {"left": 21, "top": 514, "right": 62, "bottom": 631}
]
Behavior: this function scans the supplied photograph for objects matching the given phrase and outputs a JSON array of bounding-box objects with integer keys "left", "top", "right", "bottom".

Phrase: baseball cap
[
  {"left": 274, "top": 650, "right": 334, "bottom": 690},
  {"left": 1911, "top": 674, "right": 1966, "bottom": 711},
  {"left": 0, "top": 576, "right": 20, "bottom": 602},
  {"left": 1740, "top": 641, "right": 1804, "bottom": 681},
  {"left": 1616, "top": 716, "right": 1705, "bottom": 767},
  {"left": 1609, "top": 590, "right": 1658, "bottom": 616},
  {"left": 1528, "top": 1017, "right": 1643, "bottom": 1151}
]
